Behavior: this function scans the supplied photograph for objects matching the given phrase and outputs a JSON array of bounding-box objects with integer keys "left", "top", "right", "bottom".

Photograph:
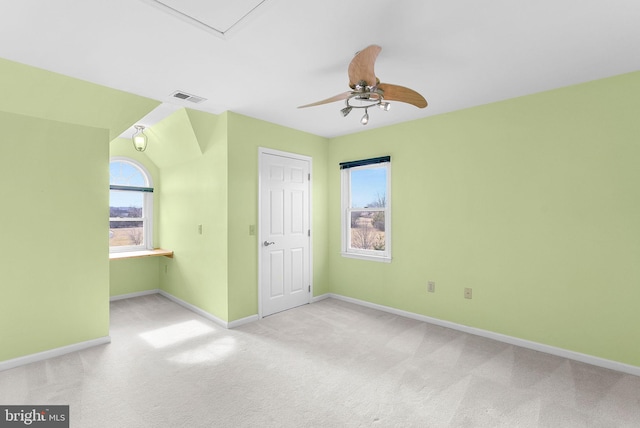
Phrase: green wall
[
  {"left": 145, "top": 110, "right": 329, "bottom": 323},
  {"left": 109, "top": 258, "right": 161, "bottom": 297},
  {"left": 226, "top": 112, "right": 330, "bottom": 321},
  {"left": 156, "top": 110, "right": 230, "bottom": 321},
  {"left": 328, "top": 72, "right": 640, "bottom": 367},
  {"left": 0, "top": 57, "right": 159, "bottom": 363},
  {"left": 0, "top": 112, "right": 110, "bottom": 361}
]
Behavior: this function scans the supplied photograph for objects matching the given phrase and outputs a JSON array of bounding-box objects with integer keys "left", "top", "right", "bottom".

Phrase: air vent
[{"left": 170, "top": 91, "right": 207, "bottom": 104}]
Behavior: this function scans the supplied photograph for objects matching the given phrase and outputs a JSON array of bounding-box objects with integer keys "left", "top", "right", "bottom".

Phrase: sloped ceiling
[
  {"left": 0, "top": 1, "right": 638, "bottom": 138},
  {"left": 0, "top": 58, "right": 160, "bottom": 140}
]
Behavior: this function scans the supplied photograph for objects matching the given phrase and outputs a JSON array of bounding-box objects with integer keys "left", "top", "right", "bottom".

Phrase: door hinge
[
  {"left": 307, "top": 229, "right": 311, "bottom": 237},
  {"left": 308, "top": 173, "right": 311, "bottom": 181},
  {"left": 308, "top": 285, "right": 311, "bottom": 292}
]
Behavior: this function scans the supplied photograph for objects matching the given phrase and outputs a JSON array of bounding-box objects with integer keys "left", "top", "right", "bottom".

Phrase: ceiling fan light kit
[
  {"left": 361, "top": 108, "right": 370, "bottom": 125},
  {"left": 298, "top": 45, "right": 427, "bottom": 126}
]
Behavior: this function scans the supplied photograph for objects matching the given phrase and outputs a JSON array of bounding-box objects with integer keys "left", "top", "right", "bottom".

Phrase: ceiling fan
[{"left": 298, "top": 45, "right": 427, "bottom": 125}]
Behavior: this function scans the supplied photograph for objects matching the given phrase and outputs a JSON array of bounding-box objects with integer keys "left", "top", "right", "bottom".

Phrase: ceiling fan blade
[
  {"left": 298, "top": 91, "right": 352, "bottom": 108},
  {"left": 348, "top": 45, "right": 382, "bottom": 88},
  {"left": 378, "top": 83, "right": 428, "bottom": 108}
]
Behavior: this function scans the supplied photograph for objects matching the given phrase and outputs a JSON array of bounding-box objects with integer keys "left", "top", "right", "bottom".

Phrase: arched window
[{"left": 109, "top": 157, "right": 154, "bottom": 252}]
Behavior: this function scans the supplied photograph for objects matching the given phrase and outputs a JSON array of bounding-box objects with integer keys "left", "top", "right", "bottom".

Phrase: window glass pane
[
  {"left": 110, "top": 190, "right": 143, "bottom": 218},
  {"left": 110, "top": 189, "right": 144, "bottom": 247},
  {"left": 350, "top": 167, "right": 387, "bottom": 209},
  {"left": 110, "top": 161, "right": 147, "bottom": 187},
  {"left": 350, "top": 211, "right": 385, "bottom": 251},
  {"left": 109, "top": 221, "right": 144, "bottom": 247}
]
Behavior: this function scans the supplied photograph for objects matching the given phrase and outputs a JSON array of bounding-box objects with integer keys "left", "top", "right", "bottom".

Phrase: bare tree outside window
[{"left": 349, "top": 197, "right": 386, "bottom": 250}]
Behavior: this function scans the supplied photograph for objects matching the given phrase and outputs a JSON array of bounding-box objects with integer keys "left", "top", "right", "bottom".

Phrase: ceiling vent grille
[{"left": 170, "top": 91, "right": 207, "bottom": 104}]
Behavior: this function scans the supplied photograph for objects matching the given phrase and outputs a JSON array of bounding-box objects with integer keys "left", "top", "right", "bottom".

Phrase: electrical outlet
[
  {"left": 427, "top": 281, "right": 435, "bottom": 293},
  {"left": 464, "top": 288, "right": 472, "bottom": 299},
  {"left": 198, "top": 224, "right": 203, "bottom": 235}
]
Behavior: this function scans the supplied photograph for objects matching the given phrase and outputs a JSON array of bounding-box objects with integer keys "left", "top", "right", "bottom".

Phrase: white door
[{"left": 259, "top": 149, "right": 311, "bottom": 317}]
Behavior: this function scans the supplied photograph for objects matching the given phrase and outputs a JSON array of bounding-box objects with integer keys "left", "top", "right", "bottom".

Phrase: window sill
[
  {"left": 109, "top": 249, "right": 174, "bottom": 260},
  {"left": 341, "top": 252, "right": 391, "bottom": 263}
]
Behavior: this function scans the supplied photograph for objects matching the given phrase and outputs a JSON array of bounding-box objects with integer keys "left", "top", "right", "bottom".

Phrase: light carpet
[{"left": 1, "top": 294, "right": 639, "bottom": 427}]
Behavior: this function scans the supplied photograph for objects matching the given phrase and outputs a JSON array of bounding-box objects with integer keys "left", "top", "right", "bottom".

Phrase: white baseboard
[
  {"left": 311, "top": 293, "right": 331, "bottom": 303},
  {"left": 113, "top": 289, "right": 260, "bottom": 329},
  {"left": 110, "top": 289, "right": 160, "bottom": 301},
  {"left": 0, "top": 336, "right": 111, "bottom": 372},
  {"left": 2, "top": 290, "right": 254, "bottom": 371},
  {"left": 327, "top": 293, "right": 640, "bottom": 377},
  {"left": 158, "top": 290, "right": 230, "bottom": 329},
  {"left": 228, "top": 315, "right": 260, "bottom": 328}
]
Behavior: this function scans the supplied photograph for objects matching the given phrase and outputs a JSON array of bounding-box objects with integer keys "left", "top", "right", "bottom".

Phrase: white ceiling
[{"left": 0, "top": 0, "right": 638, "bottom": 138}]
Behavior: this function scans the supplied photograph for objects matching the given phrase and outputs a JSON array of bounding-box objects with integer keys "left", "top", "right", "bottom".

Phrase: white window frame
[
  {"left": 109, "top": 157, "right": 154, "bottom": 253},
  {"left": 341, "top": 160, "right": 391, "bottom": 263}
]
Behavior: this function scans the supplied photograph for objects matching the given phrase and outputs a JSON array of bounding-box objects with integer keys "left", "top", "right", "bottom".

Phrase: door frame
[{"left": 257, "top": 147, "right": 313, "bottom": 319}]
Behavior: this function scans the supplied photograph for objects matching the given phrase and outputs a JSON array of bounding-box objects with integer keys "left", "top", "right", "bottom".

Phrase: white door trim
[{"left": 258, "top": 147, "right": 313, "bottom": 318}]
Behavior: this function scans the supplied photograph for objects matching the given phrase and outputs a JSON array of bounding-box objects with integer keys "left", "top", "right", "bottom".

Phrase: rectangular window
[
  {"left": 109, "top": 190, "right": 145, "bottom": 249},
  {"left": 341, "top": 157, "right": 391, "bottom": 262}
]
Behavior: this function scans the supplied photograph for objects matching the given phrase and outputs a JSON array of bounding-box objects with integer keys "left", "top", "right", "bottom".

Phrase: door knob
[{"left": 263, "top": 241, "right": 275, "bottom": 247}]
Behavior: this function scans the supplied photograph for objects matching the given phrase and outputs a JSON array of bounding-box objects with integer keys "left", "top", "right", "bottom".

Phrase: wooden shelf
[{"left": 109, "top": 249, "right": 174, "bottom": 260}]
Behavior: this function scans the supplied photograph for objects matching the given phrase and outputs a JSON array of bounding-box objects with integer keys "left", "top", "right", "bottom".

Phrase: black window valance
[
  {"left": 339, "top": 156, "right": 391, "bottom": 170},
  {"left": 109, "top": 185, "right": 154, "bottom": 193}
]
